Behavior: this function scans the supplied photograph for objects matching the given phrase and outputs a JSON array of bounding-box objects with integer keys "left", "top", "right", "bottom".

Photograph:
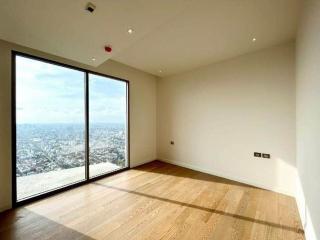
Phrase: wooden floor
[{"left": 0, "top": 161, "right": 304, "bottom": 240}]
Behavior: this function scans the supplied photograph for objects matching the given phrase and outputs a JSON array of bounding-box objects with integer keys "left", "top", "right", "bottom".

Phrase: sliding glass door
[
  {"left": 89, "top": 74, "right": 128, "bottom": 177},
  {"left": 15, "top": 55, "right": 86, "bottom": 201},
  {"left": 14, "top": 53, "right": 129, "bottom": 203}
]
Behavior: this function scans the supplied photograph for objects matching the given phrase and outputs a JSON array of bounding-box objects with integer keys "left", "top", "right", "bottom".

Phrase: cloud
[{"left": 16, "top": 56, "right": 126, "bottom": 124}]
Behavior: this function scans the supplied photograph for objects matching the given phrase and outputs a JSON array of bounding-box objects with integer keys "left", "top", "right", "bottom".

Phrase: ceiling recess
[{"left": 86, "top": 2, "right": 96, "bottom": 13}]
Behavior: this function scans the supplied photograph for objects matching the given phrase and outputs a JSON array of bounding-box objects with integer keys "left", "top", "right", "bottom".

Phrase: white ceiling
[{"left": 0, "top": 0, "right": 301, "bottom": 77}]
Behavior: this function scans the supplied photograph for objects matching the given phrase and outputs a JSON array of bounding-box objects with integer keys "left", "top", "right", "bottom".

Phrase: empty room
[{"left": 0, "top": 0, "right": 319, "bottom": 239}]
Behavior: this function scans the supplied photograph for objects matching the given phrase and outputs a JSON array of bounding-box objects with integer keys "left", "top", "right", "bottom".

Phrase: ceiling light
[
  {"left": 159, "top": 70, "right": 163, "bottom": 73},
  {"left": 91, "top": 57, "right": 96, "bottom": 61},
  {"left": 252, "top": 38, "right": 257, "bottom": 42},
  {"left": 128, "top": 28, "right": 134, "bottom": 34}
]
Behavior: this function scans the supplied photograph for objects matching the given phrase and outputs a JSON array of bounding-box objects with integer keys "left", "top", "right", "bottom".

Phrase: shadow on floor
[
  {"left": 93, "top": 182, "right": 304, "bottom": 234},
  {"left": 0, "top": 208, "right": 95, "bottom": 240},
  {"left": 133, "top": 160, "right": 263, "bottom": 190}
]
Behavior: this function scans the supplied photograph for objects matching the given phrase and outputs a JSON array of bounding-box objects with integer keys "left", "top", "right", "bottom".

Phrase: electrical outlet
[
  {"left": 254, "top": 152, "right": 261, "bottom": 157},
  {"left": 262, "top": 153, "right": 271, "bottom": 158}
]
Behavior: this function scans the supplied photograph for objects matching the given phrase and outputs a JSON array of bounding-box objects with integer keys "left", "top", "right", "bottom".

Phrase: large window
[
  {"left": 89, "top": 74, "right": 128, "bottom": 177},
  {"left": 13, "top": 53, "right": 129, "bottom": 203}
]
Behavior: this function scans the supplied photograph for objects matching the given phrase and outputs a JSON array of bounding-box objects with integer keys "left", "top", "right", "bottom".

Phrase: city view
[
  {"left": 15, "top": 55, "right": 128, "bottom": 200},
  {"left": 16, "top": 123, "right": 126, "bottom": 177}
]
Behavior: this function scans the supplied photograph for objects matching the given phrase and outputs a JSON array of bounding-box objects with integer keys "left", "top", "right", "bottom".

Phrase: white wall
[
  {"left": 157, "top": 42, "right": 296, "bottom": 196},
  {"left": 0, "top": 39, "right": 158, "bottom": 212},
  {"left": 296, "top": 0, "right": 320, "bottom": 239}
]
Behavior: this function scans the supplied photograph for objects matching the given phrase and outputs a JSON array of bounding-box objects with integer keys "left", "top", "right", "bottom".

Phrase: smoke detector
[{"left": 104, "top": 45, "right": 112, "bottom": 53}]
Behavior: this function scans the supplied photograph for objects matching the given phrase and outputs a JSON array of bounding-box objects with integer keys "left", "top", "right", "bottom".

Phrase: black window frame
[{"left": 12, "top": 51, "right": 130, "bottom": 207}]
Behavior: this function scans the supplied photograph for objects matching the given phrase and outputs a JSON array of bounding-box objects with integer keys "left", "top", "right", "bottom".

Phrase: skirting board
[
  {"left": 0, "top": 204, "right": 12, "bottom": 214},
  {"left": 159, "top": 158, "right": 295, "bottom": 197},
  {"left": 296, "top": 175, "right": 318, "bottom": 240},
  {"left": 131, "top": 158, "right": 156, "bottom": 168}
]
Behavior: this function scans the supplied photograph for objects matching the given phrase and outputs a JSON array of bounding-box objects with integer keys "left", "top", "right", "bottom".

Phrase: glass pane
[
  {"left": 16, "top": 56, "right": 86, "bottom": 201},
  {"left": 89, "top": 74, "right": 128, "bottom": 178}
]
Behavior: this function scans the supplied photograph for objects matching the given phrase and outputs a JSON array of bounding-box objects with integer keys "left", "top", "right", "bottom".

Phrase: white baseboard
[
  {"left": 0, "top": 204, "right": 11, "bottom": 213},
  {"left": 296, "top": 175, "right": 318, "bottom": 240},
  {"left": 159, "top": 158, "right": 295, "bottom": 197},
  {"left": 130, "top": 159, "right": 156, "bottom": 168}
]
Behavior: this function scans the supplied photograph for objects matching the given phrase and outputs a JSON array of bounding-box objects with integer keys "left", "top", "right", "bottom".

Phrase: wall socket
[
  {"left": 254, "top": 152, "right": 271, "bottom": 158},
  {"left": 254, "top": 152, "right": 261, "bottom": 157}
]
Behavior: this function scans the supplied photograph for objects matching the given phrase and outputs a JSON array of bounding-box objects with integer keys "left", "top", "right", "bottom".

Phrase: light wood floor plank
[{"left": 0, "top": 161, "right": 304, "bottom": 240}]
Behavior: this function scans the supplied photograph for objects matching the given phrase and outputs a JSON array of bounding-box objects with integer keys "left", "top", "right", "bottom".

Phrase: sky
[{"left": 16, "top": 56, "right": 127, "bottom": 124}]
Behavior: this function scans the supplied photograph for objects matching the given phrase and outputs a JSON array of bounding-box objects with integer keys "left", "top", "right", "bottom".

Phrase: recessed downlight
[
  {"left": 159, "top": 70, "right": 163, "bottom": 73},
  {"left": 128, "top": 28, "right": 134, "bottom": 34},
  {"left": 252, "top": 37, "right": 257, "bottom": 42},
  {"left": 91, "top": 57, "right": 96, "bottom": 61}
]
